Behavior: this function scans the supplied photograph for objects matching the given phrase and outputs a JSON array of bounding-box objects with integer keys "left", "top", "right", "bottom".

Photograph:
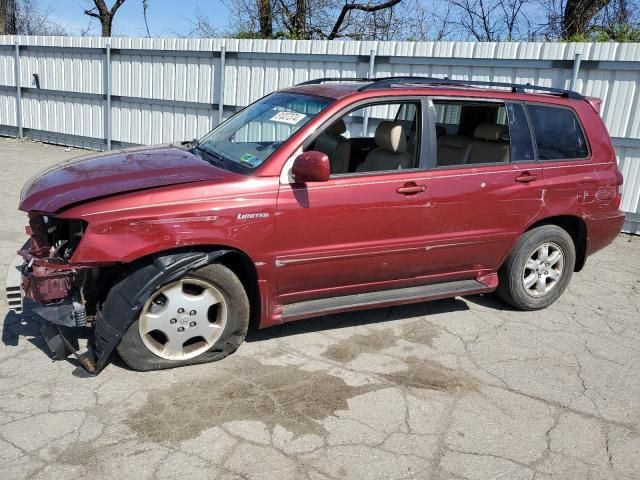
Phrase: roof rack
[
  {"left": 296, "top": 76, "right": 583, "bottom": 100},
  {"left": 297, "top": 77, "right": 372, "bottom": 86},
  {"left": 356, "top": 76, "right": 583, "bottom": 99}
]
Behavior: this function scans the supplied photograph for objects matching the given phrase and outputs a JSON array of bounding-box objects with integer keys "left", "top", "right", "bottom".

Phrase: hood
[{"left": 20, "top": 145, "right": 228, "bottom": 213}]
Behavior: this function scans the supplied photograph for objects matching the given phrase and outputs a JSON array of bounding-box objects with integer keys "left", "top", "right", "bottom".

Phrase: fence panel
[{"left": 1, "top": 36, "right": 640, "bottom": 231}]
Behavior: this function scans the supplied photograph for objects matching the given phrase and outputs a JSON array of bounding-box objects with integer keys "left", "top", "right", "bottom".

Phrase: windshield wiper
[
  {"left": 182, "top": 138, "right": 199, "bottom": 149},
  {"left": 194, "top": 144, "right": 229, "bottom": 169}
]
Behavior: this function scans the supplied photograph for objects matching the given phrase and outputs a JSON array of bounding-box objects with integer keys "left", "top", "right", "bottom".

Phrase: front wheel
[
  {"left": 497, "top": 225, "right": 576, "bottom": 310},
  {"left": 116, "top": 263, "right": 249, "bottom": 371}
]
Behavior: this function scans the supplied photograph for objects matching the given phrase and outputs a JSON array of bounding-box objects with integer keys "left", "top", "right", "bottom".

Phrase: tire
[
  {"left": 116, "top": 263, "right": 249, "bottom": 371},
  {"left": 497, "top": 225, "right": 576, "bottom": 310}
]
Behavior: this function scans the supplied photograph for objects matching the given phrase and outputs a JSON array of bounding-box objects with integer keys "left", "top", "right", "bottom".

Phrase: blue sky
[{"left": 46, "top": 0, "right": 229, "bottom": 37}]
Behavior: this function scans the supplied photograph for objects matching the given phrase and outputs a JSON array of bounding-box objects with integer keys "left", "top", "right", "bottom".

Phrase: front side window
[
  {"left": 196, "top": 92, "right": 331, "bottom": 171},
  {"left": 527, "top": 104, "right": 589, "bottom": 160},
  {"left": 306, "top": 101, "right": 421, "bottom": 175}
]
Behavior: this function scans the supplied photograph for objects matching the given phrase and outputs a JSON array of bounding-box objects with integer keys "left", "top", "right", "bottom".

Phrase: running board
[{"left": 281, "top": 279, "right": 491, "bottom": 322}]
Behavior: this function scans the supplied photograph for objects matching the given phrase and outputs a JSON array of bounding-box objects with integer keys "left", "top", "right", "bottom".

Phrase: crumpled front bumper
[
  {"left": 6, "top": 254, "right": 99, "bottom": 374},
  {"left": 7, "top": 248, "right": 231, "bottom": 375}
]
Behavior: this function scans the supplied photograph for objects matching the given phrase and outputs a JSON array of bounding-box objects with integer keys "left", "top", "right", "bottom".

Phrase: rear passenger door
[{"left": 419, "top": 98, "right": 545, "bottom": 275}]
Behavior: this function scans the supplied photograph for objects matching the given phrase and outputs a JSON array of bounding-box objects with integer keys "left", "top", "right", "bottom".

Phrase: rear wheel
[
  {"left": 497, "top": 225, "right": 576, "bottom": 310},
  {"left": 116, "top": 263, "right": 249, "bottom": 371}
]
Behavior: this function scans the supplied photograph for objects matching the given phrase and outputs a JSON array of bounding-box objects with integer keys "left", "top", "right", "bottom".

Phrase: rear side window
[
  {"left": 433, "top": 100, "right": 511, "bottom": 167},
  {"left": 527, "top": 104, "right": 589, "bottom": 160}
]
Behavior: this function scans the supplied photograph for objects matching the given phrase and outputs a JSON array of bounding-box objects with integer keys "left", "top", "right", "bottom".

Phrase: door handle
[
  {"left": 396, "top": 184, "right": 426, "bottom": 195},
  {"left": 515, "top": 172, "right": 538, "bottom": 183}
]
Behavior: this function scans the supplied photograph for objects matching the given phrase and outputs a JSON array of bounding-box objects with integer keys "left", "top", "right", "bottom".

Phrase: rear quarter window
[{"left": 527, "top": 104, "right": 589, "bottom": 160}]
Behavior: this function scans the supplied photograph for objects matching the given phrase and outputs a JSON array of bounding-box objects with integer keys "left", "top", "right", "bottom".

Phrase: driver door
[{"left": 274, "top": 99, "right": 433, "bottom": 303}]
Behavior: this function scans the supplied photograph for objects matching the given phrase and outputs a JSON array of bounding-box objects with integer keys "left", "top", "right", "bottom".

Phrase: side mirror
[{"left": 292, "top": 151, "right": 330, "bottom": 183}]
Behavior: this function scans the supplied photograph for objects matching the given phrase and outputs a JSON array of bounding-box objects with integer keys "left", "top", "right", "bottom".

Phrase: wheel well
[
  {"left": 99, "top": 246, "right": 261, "bottom": 329},
  {"left": 216, "top": 250, "right": 261, "bottom": 330},
  {"left": 526, "top": 216, "right": 587, "bottom": 271}
]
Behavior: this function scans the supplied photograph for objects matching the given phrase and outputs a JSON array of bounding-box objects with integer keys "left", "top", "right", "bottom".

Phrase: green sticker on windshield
[{"left": 240, "top": 153, "right": 261, "bottom": 167}]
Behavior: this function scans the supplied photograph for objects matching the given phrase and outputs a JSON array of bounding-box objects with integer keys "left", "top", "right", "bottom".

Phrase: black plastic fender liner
[{"left": 89, "top": 250, "right": 230, "bottom": 373}]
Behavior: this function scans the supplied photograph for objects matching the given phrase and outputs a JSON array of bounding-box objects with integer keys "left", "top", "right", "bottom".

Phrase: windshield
[{"left": 196, "top": 92, "right": 332, "bottom": 170}]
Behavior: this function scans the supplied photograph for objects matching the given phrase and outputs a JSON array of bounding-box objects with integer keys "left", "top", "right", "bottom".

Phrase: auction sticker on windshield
[{"left": 270, "top": 111, "right": 306, "bottom": 125}]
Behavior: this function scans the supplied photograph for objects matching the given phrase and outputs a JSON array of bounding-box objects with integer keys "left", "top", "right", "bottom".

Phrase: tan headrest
[
  {"left": 375, "top": 121, "right": 407, "bottom": 153},
  {"left": 473, "top": 123, "right": 506, "bottom": 141},
  {"left": 326, "top": 119, "right": 346, "bottom": 136}
]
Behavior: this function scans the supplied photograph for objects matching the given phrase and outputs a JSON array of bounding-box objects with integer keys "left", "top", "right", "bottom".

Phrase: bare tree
[
  {"left": 538, "top": 0, "right": 636, "bottom": 39},
  {"left": 191, "top": 0, "right": 627, "bottom": 41},
  {"left": 397, "top": 0, "right": 454, "bottom": 41},
  {"left": 186, "top": 6, "right": 220, "bottom": 37},
  {"left": 327, "top": 0, "right": 402, "bottom": 38},
  {"left": 213, "top": 0, "right": 407, "bottom": 39},
  {"left": 84, "top": 0, "right": 126, "bottom": 36},
  {"left": 0, "top": 0, "right": 17, "bottom": 34},
  {"left": 580, "top": 0, "right": 640, "bottom": 39},
  {"left": 562, "top": 0, "right": 610, "bottom": 38},
  {"left": 11, "top": 0, "right": 68, "bottom": 35},
  {"left": 449, "top": 0, "right": 535, "bottom": 40},
  {"left": 499, "top": 0, "right": 528, "bottom": 39},
  {"left": 450, "top": 0, "right": 500, "bottom": 40},
  {"left": 434, "top": 3, "right": 455, "bottom": 40},
  {"left": 258, "top": 0, "right": 273, "bottom": 37}
]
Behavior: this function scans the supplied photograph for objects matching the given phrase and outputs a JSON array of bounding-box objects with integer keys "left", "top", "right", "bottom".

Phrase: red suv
[{"left": 11, "top": 77, "right": 625, "bottom": 373}]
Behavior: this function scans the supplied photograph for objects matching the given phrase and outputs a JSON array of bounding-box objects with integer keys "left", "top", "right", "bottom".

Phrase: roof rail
[
  {"left": 297, "top": 77, "right": 371, "bottom": 86},
  {"left": 357, "top": 76, "right": 583, "bottom": 99}
]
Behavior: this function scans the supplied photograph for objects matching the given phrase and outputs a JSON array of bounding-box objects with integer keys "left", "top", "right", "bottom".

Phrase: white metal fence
[{"left": 0, "top": 36, "right": 639, "bottom": 232}]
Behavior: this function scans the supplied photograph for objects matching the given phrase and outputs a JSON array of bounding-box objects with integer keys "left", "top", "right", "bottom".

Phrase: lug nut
[
  {"left": 189, "top": 321, "right": 197, "bottom": 327},
  {"left": 177, "top": 308, "right": 185, "bottom": 314},
  {"left": 170, "top": 318, "right": 177, "bottom": 324},
  {"left": 177, "top": 326, "right": 185, "bottom": 332},
  {"left": 190, "top": 310, "right": 196, "bottom": 315}
]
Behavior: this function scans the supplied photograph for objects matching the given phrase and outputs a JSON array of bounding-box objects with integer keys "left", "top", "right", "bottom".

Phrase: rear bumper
[{"left": 586, "top": 211, "right": 626, "bottom": 256}]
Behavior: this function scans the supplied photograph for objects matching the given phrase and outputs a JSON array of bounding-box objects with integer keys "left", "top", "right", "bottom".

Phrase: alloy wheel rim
[
  {"left": 522, "top": 242, "right": 565, "bottom": 297},
  {"left": 138, "top": 278, "right": 227, "bottom": 360}
]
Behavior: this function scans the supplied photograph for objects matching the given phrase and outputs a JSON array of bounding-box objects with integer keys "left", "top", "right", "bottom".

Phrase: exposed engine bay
[{"left": 20, "top": 214, "right": 88, "bottom": 306}]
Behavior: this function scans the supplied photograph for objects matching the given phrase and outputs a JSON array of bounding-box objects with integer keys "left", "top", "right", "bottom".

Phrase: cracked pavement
[{"left": 1, "top": 137, "right": 639, "bottom": 479}]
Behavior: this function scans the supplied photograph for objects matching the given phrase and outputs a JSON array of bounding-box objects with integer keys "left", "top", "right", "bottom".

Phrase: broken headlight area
[
  {"left": 19, "top": 213, "right": 89, "bottom": 307},
  {"left": 22, "top": 213, "right": 87, "bottom": 264}
]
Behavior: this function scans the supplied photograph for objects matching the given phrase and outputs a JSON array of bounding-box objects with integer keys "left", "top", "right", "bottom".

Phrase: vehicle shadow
[
  {"left": 245, "top": 295, "right": 474, "bottom": 343},
  {"left": 1, "top": 301, "right": 96, "bottom": 374},
  {"left": 2, "top": 291, "right": 510, "bottom": 373},
  {"left": 463, "top": 292, "right": 520, "bottom": 311},
  {"left": 1, "top": 302, "right": 51, "bottom": 356}
]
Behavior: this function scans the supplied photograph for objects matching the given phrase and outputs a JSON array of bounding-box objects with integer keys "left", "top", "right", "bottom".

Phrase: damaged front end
[
  {"left": 15, "top": 213, "right": 105, "bottom": 373},
  {"left": 10, "top": 213, "right": 226, "bottom": 375}
]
